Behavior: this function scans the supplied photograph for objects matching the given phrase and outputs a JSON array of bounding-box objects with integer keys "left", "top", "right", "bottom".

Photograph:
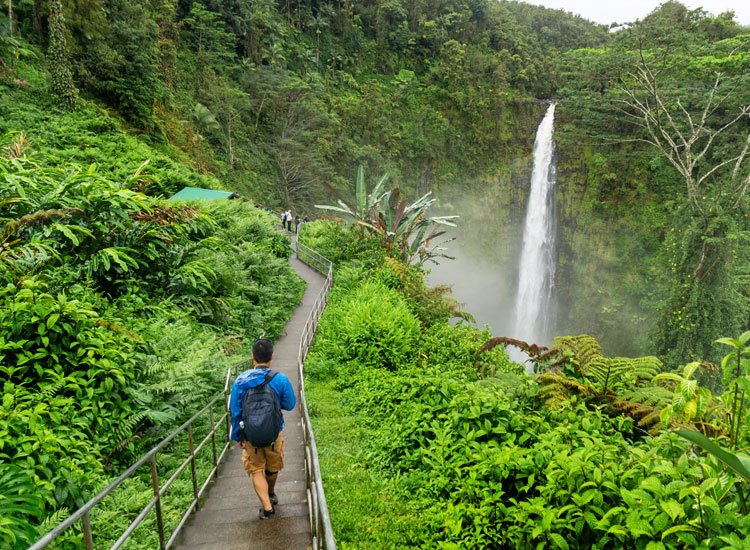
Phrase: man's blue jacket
[{"left": 229, "top": 367, "right": 296, "bottom": 442}]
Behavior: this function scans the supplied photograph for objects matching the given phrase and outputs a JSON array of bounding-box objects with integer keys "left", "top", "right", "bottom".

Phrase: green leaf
[
  {"left": 716, "top": 337, "right": 742, "bottom": 349},
  {"left": 676, "top": 429, "right": 750, "bottom": 482},
  {"left": 549, "top": 533, "right": 569, "bottom": 549},
  {"left": 626, "top": 512, "right": 652, "bottom": 537},
  {"left": 606, "top": 525, "right": 628, "bottom": 538},
  {"left": 640, "top": 476, "right": 663, "bottom": 494},
  {"left": 661, "top": 524, "right": 698, "bottom": 540},
  {"left": 659, "top": 499, "right": 684, "bottom": 521},
  {"left": 356, "top": 165, "right": 366, "bottom": 218}
]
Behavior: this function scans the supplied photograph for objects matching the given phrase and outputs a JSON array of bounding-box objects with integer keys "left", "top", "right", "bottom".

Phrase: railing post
[
  {"left": 149, "top": 456, "right": 166, "bottom": 550},
  {"left": 225, "top": 382, "right": 232, "bottom": 442},
  {"left": 187, "top": 423, "right": 199, "bottom": 503},
  {"left": 81, "top": 511, "right": 94, "bottom": 550},
  {"left": 209, "top": 406, "right": 218, "bottom": 479}
]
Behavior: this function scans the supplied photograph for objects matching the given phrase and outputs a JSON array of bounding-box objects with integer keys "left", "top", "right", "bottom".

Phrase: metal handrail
[
  {"left": 294, "top": 236, "right": 336, "bottom": 550},
  {"left": 29, "top": 373, "right": 236, "bottom": 550}
]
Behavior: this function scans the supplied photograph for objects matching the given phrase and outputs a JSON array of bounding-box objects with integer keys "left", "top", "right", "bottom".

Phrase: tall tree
[
  {"left": 47, "top": 0, "right": 77, "bottom": 109},
  {"left": 6, "top": 0, "right": 14, "bottom": 67},
  {"left": 618, "top": 43, "right": 750, "bottom": 364}
]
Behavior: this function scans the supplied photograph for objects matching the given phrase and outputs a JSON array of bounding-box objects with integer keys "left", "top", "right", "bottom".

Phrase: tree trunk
[
  {"left": 226, "top": 117, "right": 234, "bottom": 169},
  {"left": 33, "top": 0, "right": 43, "bottom": 42},
  {"left": 7, "top": 0, "right": 14, "bottom": 68}
]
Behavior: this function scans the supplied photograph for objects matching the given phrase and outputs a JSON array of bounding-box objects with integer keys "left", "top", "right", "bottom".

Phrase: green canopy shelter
[{"left": 169, "top": 187, "right": 239, "bottom": 200}]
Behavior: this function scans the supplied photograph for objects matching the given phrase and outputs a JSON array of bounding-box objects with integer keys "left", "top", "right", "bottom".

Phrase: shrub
[
  {"left": 319, "top": 279, "right": 419, "bottom": 371},
  {"left": 299, "top": 219, "right": 385, "bottom": 267}
]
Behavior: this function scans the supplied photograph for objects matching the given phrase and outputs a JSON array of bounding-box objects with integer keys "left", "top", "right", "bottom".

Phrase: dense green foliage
[
  {"left": 2, "top": 0, "right": 750, "bottom": 545},
  {"left": 0, "top": 139, "right": 303, "bottom": 546},
  {"left": 303, "top": 221, "right": 750, "bottom": 548},
  {"left": 3, "top": 0, "right": 608, "bottom": 203},
  {"left": 3, "top": 0, "right": 745, "bottom": 361}
]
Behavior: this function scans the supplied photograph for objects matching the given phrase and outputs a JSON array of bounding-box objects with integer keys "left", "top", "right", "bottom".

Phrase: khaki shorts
[{"left": 241, "top": 433, "right": 285, "bottom": 474}]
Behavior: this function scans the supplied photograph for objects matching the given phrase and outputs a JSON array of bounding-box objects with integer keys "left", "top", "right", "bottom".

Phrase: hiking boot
[
  {"left": 259, "top": 507, "right": 276, "bottom": 520},
  {"left": 269, "top": 493, "right": 278, "bottom": 506}
]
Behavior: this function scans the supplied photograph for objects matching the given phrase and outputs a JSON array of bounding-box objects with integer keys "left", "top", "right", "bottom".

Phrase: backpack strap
[{"left": 258, "top": 370, "right": 278, "bottom": 389}]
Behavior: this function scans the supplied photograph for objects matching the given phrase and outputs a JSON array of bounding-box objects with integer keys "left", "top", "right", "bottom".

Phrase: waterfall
[{"left": 513, "top": 103, "right": 557, "bottom": 347}]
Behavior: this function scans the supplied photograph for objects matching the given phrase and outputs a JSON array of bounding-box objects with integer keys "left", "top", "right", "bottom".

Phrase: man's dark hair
[{"left": 253, "top": 339, "right": 274, "bottom": 364}]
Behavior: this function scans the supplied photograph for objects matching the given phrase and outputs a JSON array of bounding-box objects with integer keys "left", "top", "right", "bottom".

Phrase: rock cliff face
[{"left": 552, "top": 105, "right": 674, "bottom": 356}]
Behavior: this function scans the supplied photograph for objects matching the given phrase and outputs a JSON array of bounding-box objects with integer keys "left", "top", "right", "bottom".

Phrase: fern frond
[
  {"left": 620, "top": 355, "right": 662, "bottom": 381},
  {"left": 554, "top": 335, "right": 602, "bottom": 370},
  {"left": 537, "top": 372, "right": 600, "bottom": 409},
  {"left": 620, "top": 385, "right": 673, "bottom": 408},
  {"left": 40, "top": 379, "right": 66, "bottom": 398},
  {"left": 1, "top": 208, "right": 73, "bottom": 239},
  {"left": 478, "top": 336, "right": 549, "bottom": 358},
  {"left": 637, "top": 409, "right": 664, "bottom": 431},
  {"left": 538, "top": 373, "right": 594, "bottom": 394},
  {"left": 35, "top": 507, "right": 70, "bottom": 539},
  {"left": 584, "top": 357, "right": 616, "bottom": 386}
]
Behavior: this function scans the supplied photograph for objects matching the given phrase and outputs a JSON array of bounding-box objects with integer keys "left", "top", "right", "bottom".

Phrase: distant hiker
[
  {"left": 229, "top": 339, "right": 297, "bottom": 520},
  {"left": 294, "top": 215, "right": 301, "bottom": 233},
  {"left": 282, "top": 209, "right": 292, "bottom": 231},
  {"left": 303, "top": 215, "right": 310, "bottom": 223}
]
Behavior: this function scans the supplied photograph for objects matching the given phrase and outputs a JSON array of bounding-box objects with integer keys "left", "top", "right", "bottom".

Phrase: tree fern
[
  {"left": 609, "top": 397, "right": 664, "bottom": 432},
  {"left": 523, "top": 334, "right": 703, "bottom": 435},
  {"left": 537, "top": 372, "right": 596, "bottom": 408}
]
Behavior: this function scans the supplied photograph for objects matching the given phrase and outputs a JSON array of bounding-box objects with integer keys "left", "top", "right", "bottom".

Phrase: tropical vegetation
[
  {"left": 302, "top": 221, "right": 750, "bottom": 548},
  {"left": 0, "top": 135, "right": 303, "bottom": 546},
  {"left": 1, "top": 0, "right": 749, "bottom": 546}
]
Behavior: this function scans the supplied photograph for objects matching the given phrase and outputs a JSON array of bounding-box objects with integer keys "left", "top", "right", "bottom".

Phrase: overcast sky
[{"left": 522, "top": 0, "right": 750, "bottom": 26}]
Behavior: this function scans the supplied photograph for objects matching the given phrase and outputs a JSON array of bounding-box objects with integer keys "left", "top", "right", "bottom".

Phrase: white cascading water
[{"left": 513, "top": 103, "right": 557, "bottom": 347}]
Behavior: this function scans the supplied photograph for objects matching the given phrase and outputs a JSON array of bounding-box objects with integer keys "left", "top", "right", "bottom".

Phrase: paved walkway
[{"left": 175, "top": 248, "right": 324, "bottom": 550}]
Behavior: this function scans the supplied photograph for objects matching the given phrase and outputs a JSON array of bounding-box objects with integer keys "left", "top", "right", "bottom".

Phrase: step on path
[{"left": 175, "top": 246, "right": 325, "bottom": 550}]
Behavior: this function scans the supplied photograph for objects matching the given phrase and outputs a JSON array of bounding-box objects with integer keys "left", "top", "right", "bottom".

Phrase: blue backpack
[{"left": 241, "top": 371, "right": 283, "bottom": 447}]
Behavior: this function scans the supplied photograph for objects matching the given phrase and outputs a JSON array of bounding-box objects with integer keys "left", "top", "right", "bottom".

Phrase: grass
[{"left": 306, "top": 379, "right": 418, "bottom": 549}]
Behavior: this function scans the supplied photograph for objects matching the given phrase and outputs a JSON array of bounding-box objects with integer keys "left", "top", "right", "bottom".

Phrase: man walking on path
[{"left": 229, "top": 339, "right": 297, "bottom": 520}]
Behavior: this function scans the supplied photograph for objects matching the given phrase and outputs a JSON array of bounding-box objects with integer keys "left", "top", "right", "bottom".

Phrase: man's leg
[
  {"left": 242, "top": 444, "right": 273, "bottom": 512},
  {"left": 266, "top": 470, "right": 278, "bottom": 502},
  {"left": 265, "top": 434, "right": 285, "bottom": 504},
  {"left": 252, "top": 470, "right": 273, "bottom": 511}
]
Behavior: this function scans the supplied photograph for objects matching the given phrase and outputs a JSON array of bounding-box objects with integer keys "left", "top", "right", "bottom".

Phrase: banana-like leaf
[
  {"left": 429, "top": 215, "right": 459, "bottom": 227},
  {"left": 314, "top": 203, "right": 355, "bottom": 216},
  {"left": 356, "top": 165, "right": 366, "bottom": 218},
  {"left": 409, "top": 223, "right": 430, "bottom": 254},
  {"left": 354, "top": 219, "right": 380, "bottom": 232},
  {"left": 369, "top": 174, "right": 390, "bottom": 208},
  {"left": 676, "top": 429, "right": 750, "bottom": 482}
]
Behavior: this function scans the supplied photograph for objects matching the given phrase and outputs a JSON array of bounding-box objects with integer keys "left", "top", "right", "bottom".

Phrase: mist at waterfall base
[
  {"left": 427, "top": 232, "right": 518, "bottom": 333},
  {"left": 427, "top": 229, "right": 520, "bottom": 338},
  {"left": 427, "top": 213, "right": 551, "bottom": 371}
]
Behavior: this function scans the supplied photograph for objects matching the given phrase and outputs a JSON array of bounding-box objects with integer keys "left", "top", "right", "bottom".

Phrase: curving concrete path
[{"left": 175, "top": 248, "right": 324, "bottom": 550}]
